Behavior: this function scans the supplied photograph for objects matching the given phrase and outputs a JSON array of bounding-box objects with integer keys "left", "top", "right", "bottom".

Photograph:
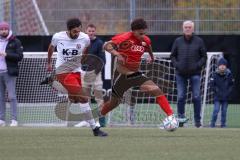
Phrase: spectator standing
[
  {"left": 170, "top": 20, "right": 207, "bottom": 128},
  {"left": 0, "top": 22, "right": 23, "bottom": 127},
  {"left": 75, "top": 24, "right": 106, "bottom": 127},
  {"left": 210, "top": 57, "right": 234, "bottom": 128}
]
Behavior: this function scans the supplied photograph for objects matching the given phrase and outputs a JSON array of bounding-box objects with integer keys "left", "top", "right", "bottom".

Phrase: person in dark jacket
[
  {"left": 74, "top": 24, "right": 106, "bottom": 128},
  {"left": 0, "top": 22, "right": 23, "bottom": 127},
  {"left": 210, "top": 57, "right": 234, "bottom": 128},
  {"left": 170, "top": 20, "right": 207, "bottom": 128}
]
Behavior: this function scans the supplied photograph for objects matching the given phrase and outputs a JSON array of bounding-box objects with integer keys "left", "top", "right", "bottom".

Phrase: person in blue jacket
[
  {"left": 210, "top": 57, "right": 234, "bottom": 128},
  {"left": 74, "top": 24, "right": 106, "bottom": 128}
]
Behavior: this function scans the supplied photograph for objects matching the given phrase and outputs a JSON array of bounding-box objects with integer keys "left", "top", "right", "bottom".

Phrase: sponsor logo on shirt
[
  {"left": 62, "top": 49, "right": 79, "bottom": 55},
  {"left": 131, "top": 45, "right": 145, "bottom": 52}
]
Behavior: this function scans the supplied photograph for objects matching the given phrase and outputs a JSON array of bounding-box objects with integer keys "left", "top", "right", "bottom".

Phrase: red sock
[
  {"left": 100, "top": 102, "right": 112, "bottom": 116},
  {"left": 156, "top": 95, "right": 173, "bottom": 116}
]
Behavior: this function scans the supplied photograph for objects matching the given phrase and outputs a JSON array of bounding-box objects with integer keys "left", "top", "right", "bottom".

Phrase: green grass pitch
[
  {"left": 0, "top": 127, "right": 239, "bottom": 160},
  {"left": 7, "top": 103, "right": 240, "bottom": 128}
]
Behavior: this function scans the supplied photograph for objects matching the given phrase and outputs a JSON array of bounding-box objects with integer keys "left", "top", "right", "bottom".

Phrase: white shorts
[{"left": 82, "top": 71, "right": 103, "bottom": 87}]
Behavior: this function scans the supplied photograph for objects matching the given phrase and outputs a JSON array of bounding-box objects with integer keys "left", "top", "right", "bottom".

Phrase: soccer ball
[{"left": 162, "top": 115, "right": 179, "bottom": 132}]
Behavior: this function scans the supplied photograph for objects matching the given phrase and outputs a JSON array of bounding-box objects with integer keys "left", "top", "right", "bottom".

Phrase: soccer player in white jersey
[{"left": 47, "top": 18, "right": 107, "bottom": 136}]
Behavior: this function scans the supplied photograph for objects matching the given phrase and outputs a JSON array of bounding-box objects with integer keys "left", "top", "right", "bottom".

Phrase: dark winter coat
[
  {"left": 170, "top": 35, "right": 207, "bottom": 75},
  {"left": 82, "top": 37, "right": 105, "bottom": 73},
  {"left": 5, "top": 36, "right": 24, "bottom": 76},
  {"left": 210, "top": 69, "right": 234, "bottom": 101}
]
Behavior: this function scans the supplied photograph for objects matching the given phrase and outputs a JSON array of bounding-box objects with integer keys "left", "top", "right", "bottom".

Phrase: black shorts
[{"left": 111, "top": 71, "right": 150, "bottom": 98}]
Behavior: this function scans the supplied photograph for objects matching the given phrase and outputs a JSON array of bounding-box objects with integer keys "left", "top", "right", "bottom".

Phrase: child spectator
[{"left": 210, "top": 57, "right": 234, "bottom": 128}]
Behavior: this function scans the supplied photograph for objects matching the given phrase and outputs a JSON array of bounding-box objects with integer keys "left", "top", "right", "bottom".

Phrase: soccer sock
[
  {"left": 79, "top": 102, "right": 96, "bottom": 129},
  {"left": 96, "top": 99, "right": 104, "bottom": 108},
  {"left": 156, "top": 95, "right": 173, "bottom": 116},
  {"left": 94, "top": 86, "right": 104, "bottom": 108},
  {"left": 96, "top": 99, "right": 104, "bottom": 124}
]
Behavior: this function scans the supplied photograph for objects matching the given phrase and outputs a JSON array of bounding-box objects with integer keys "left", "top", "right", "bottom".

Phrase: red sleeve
[
  {"left": 143, "top": 36, "right": 151, "bottom": 46},
  {"left": 111, "top": 32, "right": 130, "bottom": 45}
]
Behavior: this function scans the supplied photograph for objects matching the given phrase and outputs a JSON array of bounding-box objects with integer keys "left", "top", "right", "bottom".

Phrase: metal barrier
[{"left": 1, "top": 0, "right": 240, "bottom": 35}]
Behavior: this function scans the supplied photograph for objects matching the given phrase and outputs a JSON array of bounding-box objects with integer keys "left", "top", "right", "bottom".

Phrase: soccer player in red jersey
[{"left": 100, "top": 18, "right": 176, "bottom": 120}]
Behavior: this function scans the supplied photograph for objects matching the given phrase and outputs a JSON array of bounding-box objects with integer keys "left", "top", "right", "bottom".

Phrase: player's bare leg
[
  {"left": 70, "top": 91, "right": 108, "bottom": 136},
  {"left": 57, "top": 72, "right": 107, "bottom": 136},
  {"left": 140, "top": 80, "right": 173, "bottom": 116},
  {"left": 93, "top": 86, "right": 106, "bottom": 127},
  {"left": 74, "top": 85, "right": 102, "bottom": 128},
  {"left": 100, "top": 96, "right": 121, "bottom": 116}
]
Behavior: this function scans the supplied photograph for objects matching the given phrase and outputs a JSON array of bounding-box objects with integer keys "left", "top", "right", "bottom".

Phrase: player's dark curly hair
[
  {"left": 66, "top": 18, "right": 82, "bottom": 30},
  {"left": 131, "top": 18, "right": 148, "bottom": 31}
]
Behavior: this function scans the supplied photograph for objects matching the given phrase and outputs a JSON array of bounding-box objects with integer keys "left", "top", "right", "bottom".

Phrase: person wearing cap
[
  {"left": 210, "top": 57, "right": 234, "bottom": 128},
  {"left": 0, "top": 22, "right": 23, "bottom": 127}
]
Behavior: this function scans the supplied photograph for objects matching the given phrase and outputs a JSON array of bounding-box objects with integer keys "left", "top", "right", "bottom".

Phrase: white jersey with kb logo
[{"left": 51, "top": 31, "right": 90, "bottom": 72}]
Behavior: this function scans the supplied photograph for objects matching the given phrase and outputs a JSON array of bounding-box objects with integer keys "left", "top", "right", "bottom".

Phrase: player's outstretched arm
[
  {"left": 104, "top": 41, "right": 125, "bottom": 64},
  {"left": 47, "top": 44, "right": 55, "bottom": 71},
  {"left": 103, "top": 41, "right": 119, "bottom": 56},
  {"left": 147, "top": 44, "right": 154, "bottom": 63}
]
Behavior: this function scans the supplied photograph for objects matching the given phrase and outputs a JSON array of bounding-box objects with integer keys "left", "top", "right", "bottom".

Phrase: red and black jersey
[{"left": 111, "top": 32, "right": 151, "bottom": 71}]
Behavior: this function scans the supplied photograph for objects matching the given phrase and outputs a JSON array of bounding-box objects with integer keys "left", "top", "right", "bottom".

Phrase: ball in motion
[{"left": 162, "top": 115, "right": 179, "bottom": 132}]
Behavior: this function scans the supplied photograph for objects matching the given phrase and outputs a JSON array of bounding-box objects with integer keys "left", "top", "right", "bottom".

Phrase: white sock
[
  {"left": 79, "top": 102, "right": 96, "bottom": 129},
  {"left": 93, "top": 86, "right": 104, "bottom": 108},
  {"left": 96, "top": 99, "right": 104, "bottom": 108}
]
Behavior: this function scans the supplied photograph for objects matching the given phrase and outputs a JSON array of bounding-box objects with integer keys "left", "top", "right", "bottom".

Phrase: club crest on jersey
[
  {"left": 76, "top": 44, "right": 81, "bottom": 49},
  {"left": 131, "top": 45, "right": 145, "bottom": 52}
]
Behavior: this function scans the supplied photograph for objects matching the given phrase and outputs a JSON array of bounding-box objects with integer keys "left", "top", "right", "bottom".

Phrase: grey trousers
[{"left": 0, "top": 72, "right": 17, "bottom": 121}]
